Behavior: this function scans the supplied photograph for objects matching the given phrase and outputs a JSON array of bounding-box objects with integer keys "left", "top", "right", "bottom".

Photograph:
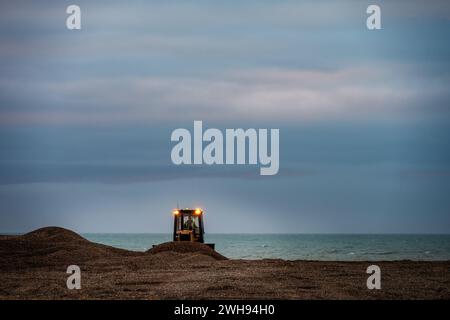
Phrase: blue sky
[{"left": 0, "top": 0, "right": 450, "bottom": 233}]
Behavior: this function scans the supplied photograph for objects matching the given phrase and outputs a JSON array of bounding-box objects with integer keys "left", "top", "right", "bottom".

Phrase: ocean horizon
[{"left": 79, "top": 233, "right": 450, "bottom": 261}]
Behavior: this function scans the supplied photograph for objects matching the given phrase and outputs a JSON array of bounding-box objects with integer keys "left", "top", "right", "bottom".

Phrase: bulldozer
[{"left": 172, "top": 208, "right": 215, "bottom": 250}]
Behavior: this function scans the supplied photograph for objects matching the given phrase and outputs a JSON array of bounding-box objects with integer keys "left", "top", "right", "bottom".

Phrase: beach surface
[{"left": 0, "top": 227, "right": 449, "bottom": 300}]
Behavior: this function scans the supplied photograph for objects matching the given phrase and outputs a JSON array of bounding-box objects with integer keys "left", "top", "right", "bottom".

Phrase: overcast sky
[{"left": 0, "top": 0, "right": 450, "bottom": 233}]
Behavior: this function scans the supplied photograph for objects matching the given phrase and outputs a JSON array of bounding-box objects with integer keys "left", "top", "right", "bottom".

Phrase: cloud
[
  {"left": 1, "top": 65, "right": 449, "bottom": 125},
  {"left": 1, "top": 0, "right": 449, "bottom": 126},
  {"left": 0, "top": 161, "right": 309, "bottom": 185}
]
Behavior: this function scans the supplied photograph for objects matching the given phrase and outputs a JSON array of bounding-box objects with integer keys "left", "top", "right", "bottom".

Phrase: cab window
[{"left": 183, "top": 215, "right": 199, "bottom": 231}]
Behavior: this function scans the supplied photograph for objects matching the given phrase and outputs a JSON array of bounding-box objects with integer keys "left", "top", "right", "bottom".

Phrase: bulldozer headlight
[
  {"left": 172, "top": 209, "right": 179, "bottom": 215},
  {"left": 194, "top": 208, "right": 202, "bottom": 215}
]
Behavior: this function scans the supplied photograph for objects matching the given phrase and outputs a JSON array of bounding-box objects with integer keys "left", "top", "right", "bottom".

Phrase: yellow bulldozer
[{"left": 172, "top": 208, "right": 215, "bottom": 249}]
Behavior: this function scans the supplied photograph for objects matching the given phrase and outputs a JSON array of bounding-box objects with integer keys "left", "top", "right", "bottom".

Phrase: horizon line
[{"left": 2, "top": 231, "right": 450, "bottom": 236}]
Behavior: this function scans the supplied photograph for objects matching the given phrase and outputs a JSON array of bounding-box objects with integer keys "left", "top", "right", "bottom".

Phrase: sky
[{"left": 0, "top": 0, "right": 450, "bottom": 233}]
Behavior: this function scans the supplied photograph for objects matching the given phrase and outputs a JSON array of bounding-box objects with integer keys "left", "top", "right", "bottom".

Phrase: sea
[{"left": 82, "top": 233, "right": 450, "bottom": 261}]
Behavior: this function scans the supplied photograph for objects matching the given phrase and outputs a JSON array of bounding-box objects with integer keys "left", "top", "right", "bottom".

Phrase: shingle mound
[
  {"left": 21, "top": 226, "right": 86, "bottom": 242},
  {"left": 147, "top": 241, "right": 227, "bottom": 260},
  {"left": 0, "top": 227, "right": 140, "bottom": 270}
]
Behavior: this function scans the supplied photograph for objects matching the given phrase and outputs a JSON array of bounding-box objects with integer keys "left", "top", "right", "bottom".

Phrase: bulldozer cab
[{"left": 172, "top": 208, "right": 205, "bottom": 243}]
